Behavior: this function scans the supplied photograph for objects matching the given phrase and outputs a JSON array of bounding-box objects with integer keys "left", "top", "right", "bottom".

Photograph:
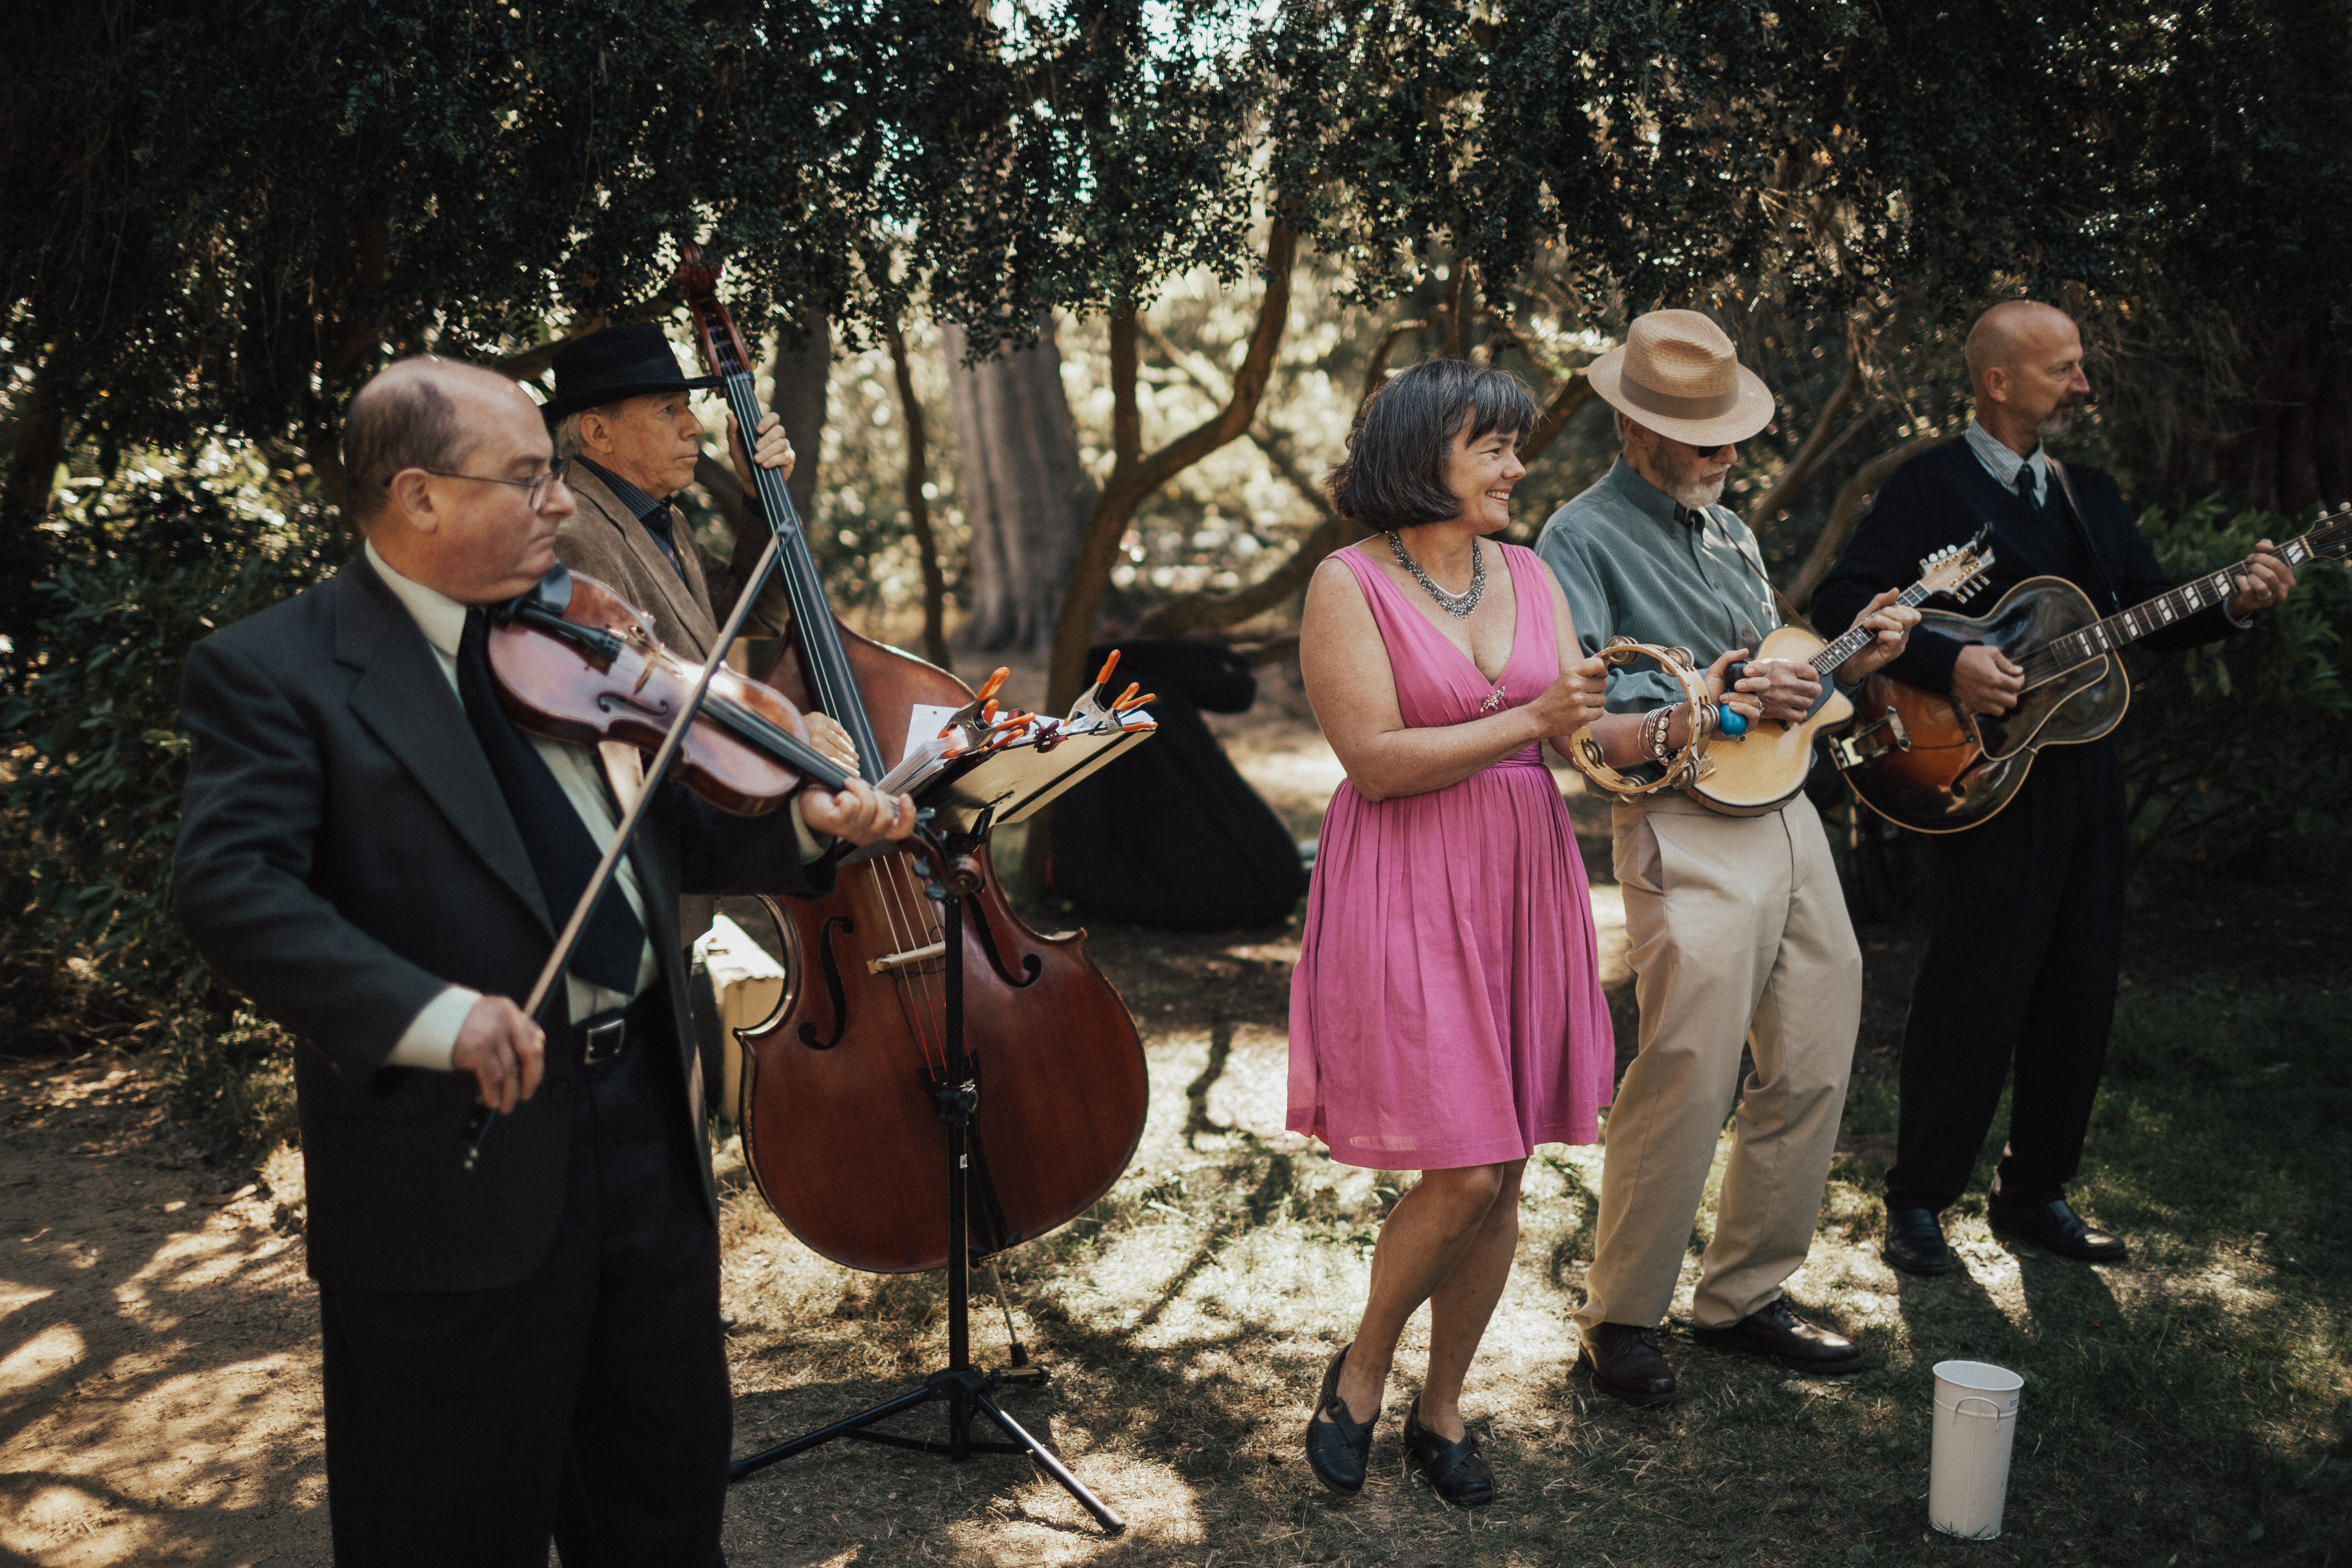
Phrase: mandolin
[
  {"left": 1839, "top": 505, "right": 2352, "bottom": 833},
  {"left": 1687, "top": 534, "right": 1995, "bottom": 816}
]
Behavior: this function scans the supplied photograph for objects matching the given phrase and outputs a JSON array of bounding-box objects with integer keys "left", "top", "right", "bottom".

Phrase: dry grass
[{"left": 709, "top": 921, "right": 2350, "bottom": 1568}]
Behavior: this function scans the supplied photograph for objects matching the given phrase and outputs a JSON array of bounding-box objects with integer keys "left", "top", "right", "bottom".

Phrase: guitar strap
[{"left": 2045, "top": 458, "right": 2122, "bottom": 613}]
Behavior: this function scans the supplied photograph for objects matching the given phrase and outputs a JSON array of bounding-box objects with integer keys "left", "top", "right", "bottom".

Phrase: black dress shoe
[
  {"left": 1883, "top": 1205, "right": 1955, "bottom": 1276},
  {"left": 1303, "top": 1343, "right": 1378, "bottom": 1494},
  {"left": 1988, "top": 1194, "right": 2129, "bottom": 1263},
  {"left": 1403, "top": 1397, "right": 1495, "bottom": 1507},
  {"left": 1576, "top": 1322, "right": 1679, "bottom": 1408},
  {"left": 1691, "top": 1299, "right": 1866, "bottom": 1374}
]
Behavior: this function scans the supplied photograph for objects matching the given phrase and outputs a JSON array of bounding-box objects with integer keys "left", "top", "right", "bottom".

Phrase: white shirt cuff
[
  {"left": 386, "top": 985, "right": 482, "bottom": 1071},
  {"left": 791, "top": 797, "right": 832, "bottom": 862}
]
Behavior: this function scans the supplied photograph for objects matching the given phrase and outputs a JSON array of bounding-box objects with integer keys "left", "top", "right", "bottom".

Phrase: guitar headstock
[
  {"left": 1917, "top": 527, "right": 1996, "bottom": 603},
  {"left": 2306, "top": 502, "right": 2352, "bottom": 563},
  {"left": 673, "top": 242, "right": 755, "bottom": 382}
]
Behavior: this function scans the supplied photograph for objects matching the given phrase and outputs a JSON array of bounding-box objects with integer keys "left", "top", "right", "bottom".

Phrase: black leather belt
[
  {"left": 577, "top": 1008, "right": 630, "bottom": 1065},
  {"left": 575, "top": 982, "right": 665, "bottom": 1066}
]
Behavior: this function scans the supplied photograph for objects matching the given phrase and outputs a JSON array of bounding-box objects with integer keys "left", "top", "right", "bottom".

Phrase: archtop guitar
[
  {"left": 1689, "top": 534, "right": 1996, "bottom": 816},
  {"left": 1838, "top": 505, "right": 2352, "bottom": 833}
]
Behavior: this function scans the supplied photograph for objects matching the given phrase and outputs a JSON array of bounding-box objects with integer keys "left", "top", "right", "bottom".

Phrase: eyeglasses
[{"left": 406, "top": 456, "right": 573, "bottom": 512}]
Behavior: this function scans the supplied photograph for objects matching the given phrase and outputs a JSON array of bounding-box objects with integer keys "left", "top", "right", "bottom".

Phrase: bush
[
  {"left": 0, "top": 450, "right": 337, "bottom": 1146},
  {"left": 2120, "top": 498, "right": 2352, "bottom": 880}
]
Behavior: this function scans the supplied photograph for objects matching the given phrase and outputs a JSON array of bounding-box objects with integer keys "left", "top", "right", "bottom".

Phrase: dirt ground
[{"left": 3, "top": 658, "right": 2344, "bottom": 1566}]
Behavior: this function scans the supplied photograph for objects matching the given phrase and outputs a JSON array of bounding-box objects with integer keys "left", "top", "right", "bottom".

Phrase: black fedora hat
[{"left": 539, "top": 322, "right": 720, "bottom": 420}]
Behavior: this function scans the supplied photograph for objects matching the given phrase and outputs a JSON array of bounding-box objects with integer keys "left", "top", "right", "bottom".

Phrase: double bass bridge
[{"left": 867, "top": 939, "right": 946, "bottom": 975}]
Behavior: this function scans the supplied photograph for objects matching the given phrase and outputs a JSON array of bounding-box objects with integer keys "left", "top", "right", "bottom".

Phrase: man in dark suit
[
  {"left": 1814, "top": 300, "right": 2298, "bottom": 1277},
  {"left": 172, "top": 357, "right": 915, "bottom": 1565}
]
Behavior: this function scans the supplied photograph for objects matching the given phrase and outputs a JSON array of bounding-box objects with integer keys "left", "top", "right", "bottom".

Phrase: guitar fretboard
[
  {"left": 2020, "top": 506, "right": 2352, "bottom": 688},
  {"left": 1805, "top": 579, "right": 1939, "bottom": 677}
]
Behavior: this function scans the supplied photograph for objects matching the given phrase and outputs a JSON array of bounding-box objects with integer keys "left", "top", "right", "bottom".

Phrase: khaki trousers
[{"left": 1574, "top": 793, "right": 1861, "bottom": 1333}]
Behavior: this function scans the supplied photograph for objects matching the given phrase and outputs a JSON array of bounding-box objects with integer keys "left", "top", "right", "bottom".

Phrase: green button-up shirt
[{"left": 1533, "top": 458, "right": 1782, "bottom": 714}]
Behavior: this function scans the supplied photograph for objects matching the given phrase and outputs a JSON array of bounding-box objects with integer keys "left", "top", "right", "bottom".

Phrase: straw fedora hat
[{"left": 1586, "top": 309, "right": 1775, "bottom": 448}]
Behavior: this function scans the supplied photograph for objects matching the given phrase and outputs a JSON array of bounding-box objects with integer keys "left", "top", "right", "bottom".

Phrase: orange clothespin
[
  {"left": 1093, "top": 650, "right": 1121, "bottom": 688},
  {"left": 1113, "top": 690, "right": 1155, "bottom": 714}
]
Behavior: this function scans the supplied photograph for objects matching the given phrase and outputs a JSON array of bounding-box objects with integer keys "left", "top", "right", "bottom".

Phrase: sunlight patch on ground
[
  {"left": 0, "top": 1320, "right": 84, "bottom": 1393},
  {"left": 946, "top": 1453, "right": 1204, "bottom": 1563}
]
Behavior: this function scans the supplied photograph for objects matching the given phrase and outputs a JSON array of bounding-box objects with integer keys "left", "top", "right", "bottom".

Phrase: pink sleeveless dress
[{"left": 1288, "top": 543, "right": 1614, "bottom": 1169}]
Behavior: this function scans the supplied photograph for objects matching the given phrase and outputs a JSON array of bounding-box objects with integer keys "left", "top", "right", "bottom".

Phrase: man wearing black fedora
[
  {"left": 542, "top": 320, "right": 858, "bottom": 917},
  {"left": 1535, "top": 309, "right": 1919, "bottom": 1408},
  {"left": 539, "top": 321, "right": 803, "bottom": 658}
]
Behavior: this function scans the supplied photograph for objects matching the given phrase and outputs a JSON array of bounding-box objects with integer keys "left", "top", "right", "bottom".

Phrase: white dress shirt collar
[
  {"left": 1965, "top": 418, "right": 2050, "bottom": 507},
  {"left": 364, "top": 539, "right": 470, "bottom": 668}
]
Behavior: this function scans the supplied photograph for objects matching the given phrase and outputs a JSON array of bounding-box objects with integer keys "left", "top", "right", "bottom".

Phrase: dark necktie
[
  {"left": 636, "top": 502, "right": 687, "bottom": 580},
  {"left": 456, "top": 609, "right": 647, "bottom": 996},
  {"left": 2016, "top": 465, "right": 2037, "bottom": 503}
]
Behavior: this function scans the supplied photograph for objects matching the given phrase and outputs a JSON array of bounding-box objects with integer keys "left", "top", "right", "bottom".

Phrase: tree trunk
[
  {"left": 944, "top": 317, "right": 1096, "bottom": 653},
  {"left": 885, "top": 320, "right": 952, "bottom": 671},
  {"left": 2, "top": 352, "right": 67, "bottom": 674},
  {"left": 768, "top": 307, "right": 829, "bottom": 524}
]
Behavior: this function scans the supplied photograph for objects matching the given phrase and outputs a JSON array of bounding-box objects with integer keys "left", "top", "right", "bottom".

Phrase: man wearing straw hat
[{"left": 1535, "top": 309, "right": 1919, "bottom": 1408}]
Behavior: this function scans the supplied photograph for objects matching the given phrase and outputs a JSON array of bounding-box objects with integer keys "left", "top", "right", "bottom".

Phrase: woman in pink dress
[{"left": 1291, "top": 359, "right": 1614, "bottom": 1507}]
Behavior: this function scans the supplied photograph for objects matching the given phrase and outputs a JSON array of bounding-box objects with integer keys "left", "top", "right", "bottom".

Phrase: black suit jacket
[
  {"left": 171, "top": 554, "right": 829, "bottom": 1292},
  {"left": 1814, "top": 437, "right": 2240, "bottom": 695}
]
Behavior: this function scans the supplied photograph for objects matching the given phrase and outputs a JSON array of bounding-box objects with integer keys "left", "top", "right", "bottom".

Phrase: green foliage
[
  {"left": 2118, "top": 501, "right": 2352, "bottom": 875},
  {"left": 0, "top": 454, "right": 343, "bottom": 1001}
]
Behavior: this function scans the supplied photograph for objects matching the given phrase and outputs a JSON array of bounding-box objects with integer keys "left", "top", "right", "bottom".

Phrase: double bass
[{"left": 677, "top": 250, "right": 1150, "bottom": 1274}]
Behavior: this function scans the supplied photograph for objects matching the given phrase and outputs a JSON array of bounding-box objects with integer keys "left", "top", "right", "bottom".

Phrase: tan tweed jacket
[
  {"left": 552, "top": 464, "right": 787, "bottom": 660},
  {"left": 552, "top": 464, "right": 791, "bottom": 944}
]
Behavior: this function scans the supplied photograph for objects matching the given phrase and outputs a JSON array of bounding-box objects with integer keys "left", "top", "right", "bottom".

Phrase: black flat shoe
[
  {"left": 1303, "top": 1343, "right": 1377, "bottom": 1495},
  {"left": 1883, "top": 1204, "right": 1955, "bottom": 1276},
  {"left": 1988, "top": 1194, "right": 2128, "bottom": 1263},
  {"left": 1576, "top": 1322, "right": 1679, "bottom": 1408},
  {"left": 1691, "top": 1298, "right": 1866, "bottom": 1374},
  {"left": 1403, "top": 1397, "right": 1495, "bottom": 1508}
]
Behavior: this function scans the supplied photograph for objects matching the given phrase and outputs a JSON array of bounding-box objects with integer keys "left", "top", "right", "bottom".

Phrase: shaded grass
[{"left": 712, "top": 965, "right": 2349, "bottom": 1566}]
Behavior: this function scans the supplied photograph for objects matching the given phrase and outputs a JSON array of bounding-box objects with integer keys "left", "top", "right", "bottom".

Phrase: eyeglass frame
[{"left": 400, "top": 456, "right": 574, "bottom": 512}]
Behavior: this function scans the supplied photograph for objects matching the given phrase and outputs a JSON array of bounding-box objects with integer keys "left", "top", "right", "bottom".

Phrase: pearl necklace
[{"left": 1385, "top": 530, "right": 1485, "bottom": 619}]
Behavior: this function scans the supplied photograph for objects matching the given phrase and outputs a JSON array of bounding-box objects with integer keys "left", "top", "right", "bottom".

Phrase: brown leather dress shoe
[
  {"left": 1576, "top": 1322, "right": 1679, "bottom": 1408},
  {"left": 1691, "top": 1298, "right": 1866, "bottom": 1374}
]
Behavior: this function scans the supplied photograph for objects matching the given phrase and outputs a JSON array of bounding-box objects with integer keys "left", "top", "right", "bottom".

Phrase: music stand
[{"left": 727, "top": 729, "right": 1150, "bottom": 1537}]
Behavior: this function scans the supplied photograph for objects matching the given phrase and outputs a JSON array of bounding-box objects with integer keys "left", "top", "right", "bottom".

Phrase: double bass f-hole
[
  {"left": 798, "top": 915, "right": 856, "bottom": 1050},
  {"left": 969, "top": 902, "right": 1043, "bottom": 990}
]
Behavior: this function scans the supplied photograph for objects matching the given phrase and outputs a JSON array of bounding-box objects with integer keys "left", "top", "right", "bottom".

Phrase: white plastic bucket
[{"left": 1929, "top": 1360, "right": 2024, "bottom": 1540}]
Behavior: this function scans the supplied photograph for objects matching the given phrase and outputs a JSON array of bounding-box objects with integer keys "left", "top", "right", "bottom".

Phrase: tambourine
[{"left": 1564, "top": 637, "right": 1720, "bottom": 796}]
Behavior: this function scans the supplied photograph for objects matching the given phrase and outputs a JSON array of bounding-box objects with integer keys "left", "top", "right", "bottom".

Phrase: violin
[
  {"left": 486, "top": 563, "right": 851, "bottom": 813},
  {"left": 678, "top": 247, "right": 1149, "bottom": 1276}
]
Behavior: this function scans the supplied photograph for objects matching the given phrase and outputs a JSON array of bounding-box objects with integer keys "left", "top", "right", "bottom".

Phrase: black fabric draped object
[{"left": 1048, "top": 640, "right": 1307, "bottom": 931}]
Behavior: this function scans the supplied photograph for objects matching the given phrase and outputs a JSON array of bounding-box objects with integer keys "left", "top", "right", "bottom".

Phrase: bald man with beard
[{"left": 1815, "top": 300, "right": 2298, "bottom": 1277}]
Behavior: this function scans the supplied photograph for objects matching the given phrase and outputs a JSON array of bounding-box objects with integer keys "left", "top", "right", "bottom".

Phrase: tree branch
[
  {"left": 1746, "top": 352, "right": 1867, "bottom": 533},
  {"left": 1437, "top": 264, "right": 1470, "bottom": 360},
  {"left": 885, "top": 317, "right": 952, "bottom": 671},
  {"left": 1042, "top": 217, "right": 1299, "bottom": 724},
  {"left": 1789, "top": 426, "right": 1953, "bottom": 610},
  {"left": 1520, "top": 372, "right": 1597, "bottom": 465},
  {"left": 1363, "top": 317, "right": 1430, "bottom": 404}
]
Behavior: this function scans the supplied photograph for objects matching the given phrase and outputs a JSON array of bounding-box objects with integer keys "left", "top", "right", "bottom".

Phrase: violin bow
[{"left": 462, "top": 524, "right": 792, "bottom": 1171}]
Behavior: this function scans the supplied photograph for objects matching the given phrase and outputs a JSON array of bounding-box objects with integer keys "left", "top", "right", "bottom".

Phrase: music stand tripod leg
[{"left": 725, "top": 829, "right": 1124, "bottom": 1536}]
